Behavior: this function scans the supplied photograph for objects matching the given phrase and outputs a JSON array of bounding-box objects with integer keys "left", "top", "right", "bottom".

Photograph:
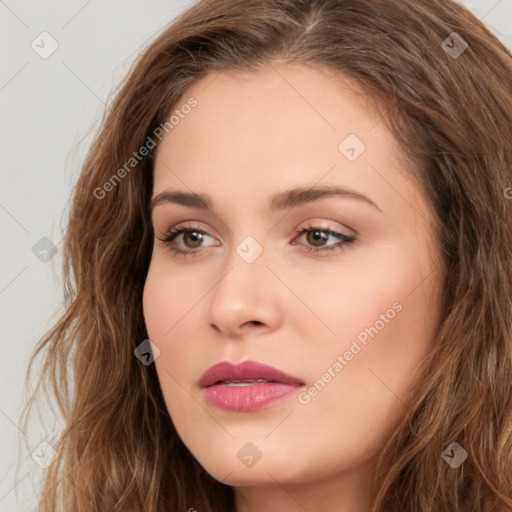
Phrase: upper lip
[{"left": 199, "top": 360, "right": 305, "bottom": 388}]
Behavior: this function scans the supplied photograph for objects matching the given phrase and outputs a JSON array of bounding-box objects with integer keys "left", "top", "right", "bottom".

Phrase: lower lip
[{"left": 202, "top": 382, "right": 303, "bottom": 412}]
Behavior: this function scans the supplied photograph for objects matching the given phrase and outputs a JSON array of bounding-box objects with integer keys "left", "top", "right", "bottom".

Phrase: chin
[{"left": 193, "top": 446, "right": 311, "bottom": 487}]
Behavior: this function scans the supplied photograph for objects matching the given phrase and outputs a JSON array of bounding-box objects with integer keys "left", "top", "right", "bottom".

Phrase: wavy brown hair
[{"left": 19, "top": 0, "right": 512, "bottom": 510}]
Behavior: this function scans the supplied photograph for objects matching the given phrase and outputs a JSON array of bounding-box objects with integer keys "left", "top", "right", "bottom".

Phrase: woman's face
[{"left": 143, "top": 63, "right": 443, "bottom": 504}]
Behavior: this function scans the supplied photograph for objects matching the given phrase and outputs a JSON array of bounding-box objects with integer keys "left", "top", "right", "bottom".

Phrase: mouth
[
  {"left": 200, "top": 360, "right": 305, "bottom": 412},
  {"left": 215, "top": 379, "right": 277, "bottom": 386}
]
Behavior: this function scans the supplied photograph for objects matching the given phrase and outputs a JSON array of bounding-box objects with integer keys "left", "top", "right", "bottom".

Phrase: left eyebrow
[
  {"left": 269, "top": 184, "right": 382, "bottom": 212},
  {"left": 150, "top": 184, "right": 382, "bottom": 213}
]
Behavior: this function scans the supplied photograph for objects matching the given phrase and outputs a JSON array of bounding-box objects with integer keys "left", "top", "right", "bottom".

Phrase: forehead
[
  {"left": 152, "top": 63, "right": 419, "bottom": 215},
  {"left": 156, "top": 63, "right": 388, "bottom": 157}
]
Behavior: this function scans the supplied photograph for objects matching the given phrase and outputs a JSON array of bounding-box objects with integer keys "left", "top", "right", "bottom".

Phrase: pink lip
[{"left": 200, "top": 360, "right": 305, "bottom": 412}]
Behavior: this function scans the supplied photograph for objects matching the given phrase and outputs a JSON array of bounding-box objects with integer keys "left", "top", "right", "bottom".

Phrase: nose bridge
[
  {"left": 206, "top": 231, "right": 281, "bottom": 333},
  {"left": 219, "top": 209, "right": 270, "bottom": 274},
  {"left": 218, "top": 232, "right": 270, "bottom": 293}
]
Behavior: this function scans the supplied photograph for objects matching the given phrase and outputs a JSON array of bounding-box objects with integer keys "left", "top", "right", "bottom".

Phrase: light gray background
[{"left": 1, "top": 1, "right": 511, "bottom": 510}]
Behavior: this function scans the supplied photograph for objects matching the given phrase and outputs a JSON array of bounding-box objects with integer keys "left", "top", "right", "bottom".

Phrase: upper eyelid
[
  {"left": 150, "top": 197, "right": 369, "bottom": 235},
  {"left": 161, "top": 222, "right": 347, "bottom": 234},
  {"left": 161, "top": 223, "right": 353, "bottom": 243},
  {"left": 164, "top": 222, "right": 218, "bottom": 238},
  {"left": 155, "top": 214, "right": 354, "bottom": 233}
]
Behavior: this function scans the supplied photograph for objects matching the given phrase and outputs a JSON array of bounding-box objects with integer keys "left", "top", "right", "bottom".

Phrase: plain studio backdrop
[{"left": 0, "top": 1, "right": 511, "bottom": 510}]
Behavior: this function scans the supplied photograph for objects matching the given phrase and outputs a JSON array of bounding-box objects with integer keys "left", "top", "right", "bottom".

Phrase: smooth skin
[{"left": 143, "top": 62, "right": 444, "bottom": 512}]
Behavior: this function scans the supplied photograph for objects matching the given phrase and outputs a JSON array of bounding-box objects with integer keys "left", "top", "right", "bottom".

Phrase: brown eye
[
  {"left": 305, "top": 230, "right": 329, "bottom": 247},
  {"left": 293, "top": 227, "right": 356, "bottom": 256},
  {"left": 158, "top": 225, "right": 217, "bottom": 257},
  {"left": 182, "top": 231, "right": 204, "bottom": 248}
]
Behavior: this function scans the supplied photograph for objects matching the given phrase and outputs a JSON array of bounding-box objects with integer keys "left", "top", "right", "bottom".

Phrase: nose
[{"left": 206, "top": 248, "right": 283, "bottom": 338}]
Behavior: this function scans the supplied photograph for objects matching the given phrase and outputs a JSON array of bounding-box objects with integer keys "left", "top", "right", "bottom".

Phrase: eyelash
[{"left": 157, "top": 224, "right": 356, "bottom": 258}]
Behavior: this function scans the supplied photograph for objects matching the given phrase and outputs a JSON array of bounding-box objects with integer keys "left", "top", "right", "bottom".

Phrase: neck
[{"left": 234, "top": 458, "right": 377, "bottom": 512}]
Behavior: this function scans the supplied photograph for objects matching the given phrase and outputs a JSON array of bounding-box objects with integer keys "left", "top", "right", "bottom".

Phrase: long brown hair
[{"left": 20, "top": 0, "right": 512, "bottom": 510}]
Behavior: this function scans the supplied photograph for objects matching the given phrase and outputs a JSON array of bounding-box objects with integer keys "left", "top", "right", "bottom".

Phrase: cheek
[
  {"left": 142, "top": 267, "right": 194, "bottom": 418},
  {"left": 294, "top": 277, "right": 440, "bottom": 462},
  {"left": 294, "top": 248, "right": 435, "bottom": 352},
  {"left": 142, "top": 261, "right": 196, "bottom": 340},
  {"left": 142, "top": 267, "right": 169, "bottom": 340},
  {"left": 304, "top": 244, "right": 441, "bottom": 406},
  {"left": 142, "top": 262, "right": 208, "bottom": 379},
  {"left": 361, "top": 274, "right": 438, "bottom": 375}
]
